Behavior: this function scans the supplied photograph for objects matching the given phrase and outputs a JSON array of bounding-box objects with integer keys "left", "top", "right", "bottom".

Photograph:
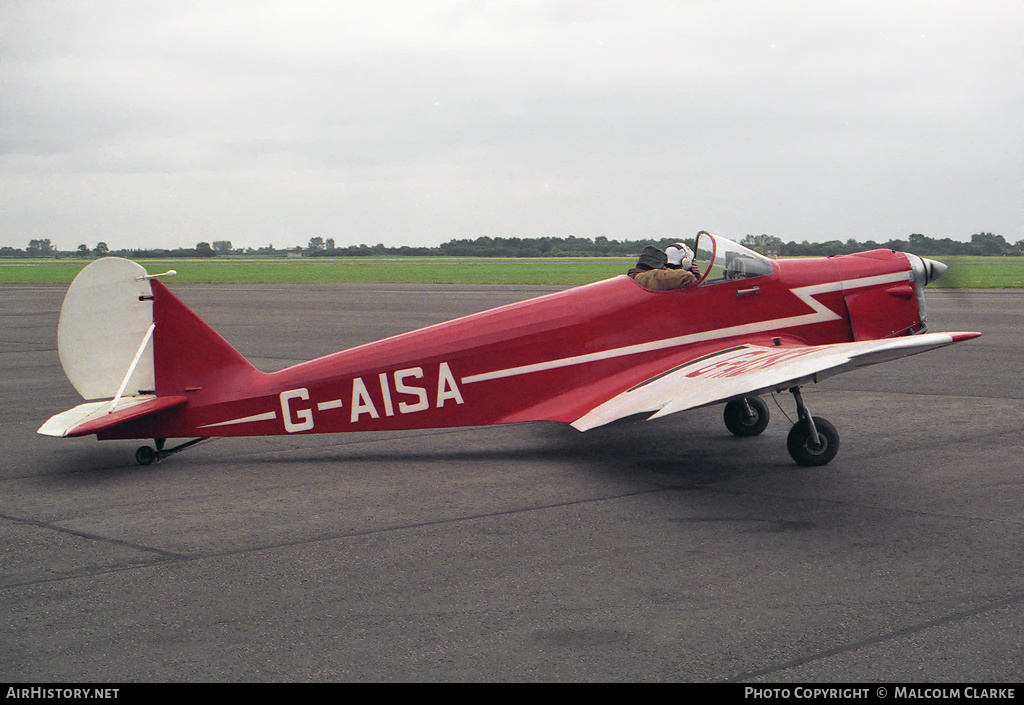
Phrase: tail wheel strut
[{"left": 135, "top": 437, "right": 210, "bottom": 465}]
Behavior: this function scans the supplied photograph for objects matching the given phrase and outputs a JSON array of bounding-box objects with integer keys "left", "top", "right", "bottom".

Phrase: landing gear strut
[
  {"left": 786, "top": 387, "right": 839, "bottom": 466},
  {"left": 135, "top": 437, "right": 210, "bottom": 465}
]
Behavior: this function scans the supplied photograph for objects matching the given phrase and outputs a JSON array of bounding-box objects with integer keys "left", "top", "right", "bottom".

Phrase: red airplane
[{"left": 39, "top": 231, "right": 979, "bottom": 466}]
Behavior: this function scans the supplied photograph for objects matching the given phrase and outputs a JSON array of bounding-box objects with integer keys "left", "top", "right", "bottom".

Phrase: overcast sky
[{"left": 3, "top": 0, "right": 1021, "bottom": 251}]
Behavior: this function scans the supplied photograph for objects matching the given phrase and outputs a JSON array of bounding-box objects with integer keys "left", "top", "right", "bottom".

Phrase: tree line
[{"left": 4, "top": 232, "right": 1022, "bottom": 260}]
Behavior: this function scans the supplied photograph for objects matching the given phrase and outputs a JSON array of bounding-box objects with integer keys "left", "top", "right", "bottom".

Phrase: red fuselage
[{"left": 97, "top": 248, "right": 925, "bottom": 441}]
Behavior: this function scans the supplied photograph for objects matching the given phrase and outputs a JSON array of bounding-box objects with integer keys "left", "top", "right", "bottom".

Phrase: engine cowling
[{"left": 835, "top": 250, "right": 944, "bottom": 341}]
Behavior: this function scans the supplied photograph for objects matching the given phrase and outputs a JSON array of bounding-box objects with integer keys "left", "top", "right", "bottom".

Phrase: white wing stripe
[{"left": 571, "top": 332, "right": 961, "bottom": 431}]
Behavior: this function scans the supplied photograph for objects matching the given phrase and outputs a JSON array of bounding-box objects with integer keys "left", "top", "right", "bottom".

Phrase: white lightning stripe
[
  {"left": 461, "top": 273, "right": 910, "bottom": 385},
  {"left": 198, "top": 411, "right": 277, "bottom": 428},
  {"left": 842, "top": 271, "right": 913, "bottom": 289}
]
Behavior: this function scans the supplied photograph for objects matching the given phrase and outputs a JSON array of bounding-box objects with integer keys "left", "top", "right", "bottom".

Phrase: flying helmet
[{"left": 665, "top": 242, "right": 694, "bottom": 269}]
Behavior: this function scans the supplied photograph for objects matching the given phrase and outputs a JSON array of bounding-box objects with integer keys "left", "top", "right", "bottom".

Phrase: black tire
[
  {"left": 786, "top": 416, "right": 840, "bottom": 466},
  {"left": 724, "top": 397, "right": 770, "bottom": 437},
  {"left": 135, "top": 445, "right": 157, "bottom": 466}
]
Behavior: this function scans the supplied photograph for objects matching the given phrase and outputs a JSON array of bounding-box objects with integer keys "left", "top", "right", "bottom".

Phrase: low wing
[
  {"left": 571, "top": 332, "right": 981, "bottom": 431},
  {"left": 38, "top": 395, "right": 188, "bottom": 438}
]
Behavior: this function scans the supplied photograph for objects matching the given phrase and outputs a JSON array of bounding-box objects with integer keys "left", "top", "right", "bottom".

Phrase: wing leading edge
[{"left": 571, "top": 332, "right": 981, "bottom": 431}]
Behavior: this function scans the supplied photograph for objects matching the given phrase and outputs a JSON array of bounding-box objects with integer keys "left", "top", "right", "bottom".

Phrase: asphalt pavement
[{"left": 1, "top": 284, "right": 1021, "bottom": 682}]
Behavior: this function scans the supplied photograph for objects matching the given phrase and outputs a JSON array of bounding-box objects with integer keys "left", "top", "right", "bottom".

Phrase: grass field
[{"left": 1, "top": 255, "right": 1021, "bottom": 287}]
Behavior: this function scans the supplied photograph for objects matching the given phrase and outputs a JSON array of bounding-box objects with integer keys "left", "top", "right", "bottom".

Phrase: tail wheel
[
  {"left": 723, "top": 397, "right": 770, "bottom": 436},
  {"left": 135, "top": 437, "right": 209, "bottom": 465},
  {"left": 787, "top": 416, "right": 840, "bottom": 466}
]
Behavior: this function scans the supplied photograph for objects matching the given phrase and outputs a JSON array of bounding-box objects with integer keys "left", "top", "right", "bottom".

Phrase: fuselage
[{"left": 98, "top": 245, "right": 928, "bottom": 440}]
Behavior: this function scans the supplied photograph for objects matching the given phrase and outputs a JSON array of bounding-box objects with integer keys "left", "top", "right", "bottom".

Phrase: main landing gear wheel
[
  {"left": 785, "top": 386, "right": 840, "bottom": 466},
  {"left": 723, "top": 396, "right": 770, "bottom": 436},
  {"left": 787, "top": 416, "right": 840, "bottom": 466}
]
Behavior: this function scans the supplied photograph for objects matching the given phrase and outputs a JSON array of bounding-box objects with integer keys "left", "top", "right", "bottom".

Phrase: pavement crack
[
  {"left": 0, "top": 511, "right": 189, "bottom": 561},
  {"left": 723, "top": 590, "right": 1024, "bottom": 682}
]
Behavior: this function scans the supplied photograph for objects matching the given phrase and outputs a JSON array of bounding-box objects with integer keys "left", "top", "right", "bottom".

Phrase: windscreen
[{"left": 694, "top": 232, "right": 775, "bottom": 285}]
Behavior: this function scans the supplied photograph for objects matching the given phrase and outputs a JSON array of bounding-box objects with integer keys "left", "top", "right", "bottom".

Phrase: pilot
[{"left": 628, "top": 243, "right": 699, "bottom": 290}]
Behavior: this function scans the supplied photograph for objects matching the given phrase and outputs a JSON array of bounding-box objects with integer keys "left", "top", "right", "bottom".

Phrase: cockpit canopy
[{"left": 693, "top": 232, "right": 775, "bottom": 285}]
